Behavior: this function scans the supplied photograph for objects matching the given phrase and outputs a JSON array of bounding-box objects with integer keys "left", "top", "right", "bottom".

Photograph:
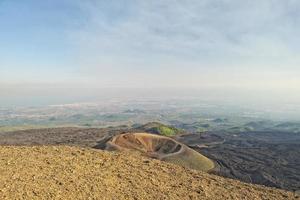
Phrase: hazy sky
[{"left": 1, "top": 0, "right": 300, "bottom": 91}]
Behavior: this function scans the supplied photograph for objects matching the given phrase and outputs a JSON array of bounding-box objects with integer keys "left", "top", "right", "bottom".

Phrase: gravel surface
[{"left": 0, "top": 146, "right": 296, "bottom": 200}]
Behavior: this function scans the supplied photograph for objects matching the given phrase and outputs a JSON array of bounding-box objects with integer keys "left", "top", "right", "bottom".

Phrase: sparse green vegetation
[
  {"left": 139, "top": 122, "right": 183, "bottom": 136},
  {"left": 156, "top": 126, "right": 177, "bottom": 136}
]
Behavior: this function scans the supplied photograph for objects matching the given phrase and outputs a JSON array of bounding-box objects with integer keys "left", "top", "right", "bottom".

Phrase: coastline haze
[{"left": 0, "top": 0, "right": 300, "bottom": 116}]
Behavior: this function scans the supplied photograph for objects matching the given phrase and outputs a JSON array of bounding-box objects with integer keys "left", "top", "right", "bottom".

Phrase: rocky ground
[
  {"left": 0, "top": 146, "right": 296, "bottom": 200},
  {"left": 177, "top": 131, "right": 300, "bottom": 192},
  {"left": 1, "top": 126, "right": 300, "bottom": 195}
]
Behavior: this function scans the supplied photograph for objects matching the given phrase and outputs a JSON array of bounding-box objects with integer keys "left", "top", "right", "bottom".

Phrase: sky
[{"left": 0, "top": 0, "right": 300, "bottom": 105}]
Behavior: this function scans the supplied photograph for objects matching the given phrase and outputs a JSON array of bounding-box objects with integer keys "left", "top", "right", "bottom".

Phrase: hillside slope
[
  {"left": 1, "top": 126, "right": 300, "bottom": 192},
  {"left": 0, "top": 146, "right": 296, "bottom": 200}
]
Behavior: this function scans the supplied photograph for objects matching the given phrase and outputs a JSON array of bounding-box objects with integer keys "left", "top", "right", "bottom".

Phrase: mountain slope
[{"left": 0, "top": 146, "right": 295, "bottom": 200}]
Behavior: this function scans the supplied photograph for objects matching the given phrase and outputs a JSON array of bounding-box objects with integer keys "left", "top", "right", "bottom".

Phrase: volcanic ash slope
[{"left": 0, "top": 146, "right": 296, "bottom": 200}]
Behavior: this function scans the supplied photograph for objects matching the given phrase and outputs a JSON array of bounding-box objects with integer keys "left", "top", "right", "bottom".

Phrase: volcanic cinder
[
  {"left": 0, "top": 146, "right": 295, "bottom": 200},
  {"left": 106, "top": 132, "right": 215, "bottom": 172}
]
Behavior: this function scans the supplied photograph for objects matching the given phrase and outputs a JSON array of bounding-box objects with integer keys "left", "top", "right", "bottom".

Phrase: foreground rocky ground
[
  {"left": 0, "top": 146, "right": 296, "bottom": 200},
  {"left": 1, "top": 126, "right": 300, "bottom": 193}
]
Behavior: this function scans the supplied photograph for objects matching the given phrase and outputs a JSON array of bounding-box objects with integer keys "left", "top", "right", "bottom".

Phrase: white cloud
[
  {"left": 1, "top": 0, "right": 299, "bottom": 89},
  {"left": 65, "top": 0, "right": 300, "bottom": 89}
]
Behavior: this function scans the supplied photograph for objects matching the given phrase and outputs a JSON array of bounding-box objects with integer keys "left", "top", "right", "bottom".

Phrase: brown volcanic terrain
[
  {"left": 0, "top": 146, "right": 296, "bottom": 200},
  {"left": 106, "top": 133, "right": 215, "bottom": 172},
  {"left": 0, "top": 127, "right": 121, "bottom": 147},
  {"left": 1, "top": 126, "right": 299, "bottom": 194}
]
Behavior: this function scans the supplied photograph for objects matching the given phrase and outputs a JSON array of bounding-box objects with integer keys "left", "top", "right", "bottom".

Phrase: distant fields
[{"left": 0, "top": 124, "right": 81, "bottom": 133}]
